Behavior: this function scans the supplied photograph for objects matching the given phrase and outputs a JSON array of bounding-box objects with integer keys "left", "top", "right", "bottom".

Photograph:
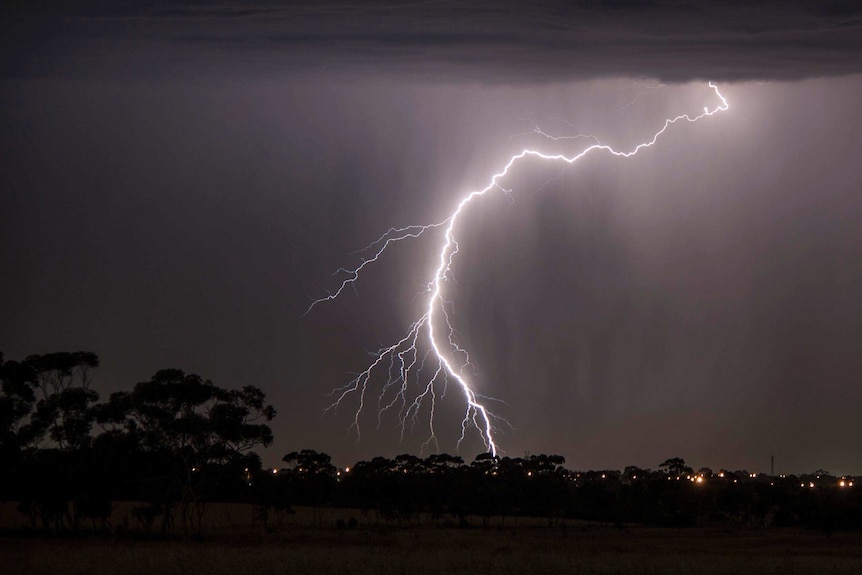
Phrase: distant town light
[{"left": 695, "top": 476, "right": 704, "bottom": 484}]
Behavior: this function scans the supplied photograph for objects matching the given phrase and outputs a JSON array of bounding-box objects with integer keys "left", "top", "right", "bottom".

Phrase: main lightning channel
[{"left": 311, "top": 83, "right": 729, "bottom": 456}]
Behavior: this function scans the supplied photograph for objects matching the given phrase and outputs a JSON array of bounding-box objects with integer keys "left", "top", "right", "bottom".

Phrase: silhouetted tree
[
  {"left": 423, "top": 453, "right": 463, "bottom": 524},
  {"left": 624, "top": 465, "right": 651, "bottom": 481},
  {"left": 0, "top": 353, "right": 37, "bottom": 453},
  {"left": 19, "top": 351, "right": 100, "bottom": 451},
  {"left": 660, "top": 457, "right": 693, "bottom": 477},
  {"left": 251, "top": 467, "right": 295, "bottom": 532},
  {"left": 425, "top": 453, "right": 463, "bottom": 471},
  {"left": 282, "top": 449, "right": 337, "bottom": 476},
  {"left": 281, "top": 449, "right": 337, "bottom": 525},
  {"left": 94, "top": 369, "right": 275, "bottom": 536},
  {"left": 0, "top": 353, "right": 37, "bottom": 510},
  {"left": 1, "top": 352, "right": 103, "bottom": 532}
]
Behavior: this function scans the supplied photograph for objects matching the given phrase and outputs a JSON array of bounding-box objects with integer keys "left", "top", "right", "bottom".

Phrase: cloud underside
[{"left": 3, "top": 1, "right": 862, "bottom": 81}]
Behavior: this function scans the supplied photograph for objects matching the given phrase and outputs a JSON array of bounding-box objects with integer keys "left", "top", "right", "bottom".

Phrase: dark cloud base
[{"left": 3, "top": 1, "right": 862, "bottom": 82}]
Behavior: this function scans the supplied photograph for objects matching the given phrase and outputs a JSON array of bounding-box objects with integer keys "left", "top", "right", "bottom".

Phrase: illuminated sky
[{"left": 2, "top": 1, "right": 862, "bottom": 474}]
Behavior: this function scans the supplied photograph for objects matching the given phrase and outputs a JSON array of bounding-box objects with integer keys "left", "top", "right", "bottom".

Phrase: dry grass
[{"left": 2, "top": 504, "right": 862, "bottom": 574}]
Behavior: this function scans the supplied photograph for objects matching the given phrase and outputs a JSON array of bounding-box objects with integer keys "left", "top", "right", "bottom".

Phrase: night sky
[{"left": 2, "top": 1, "right": 862, "bottom": 474}]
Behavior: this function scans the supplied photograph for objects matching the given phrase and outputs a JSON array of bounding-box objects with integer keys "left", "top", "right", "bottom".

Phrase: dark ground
[{"left": 3, "top": 523, "right": 862, "bottom": 575}]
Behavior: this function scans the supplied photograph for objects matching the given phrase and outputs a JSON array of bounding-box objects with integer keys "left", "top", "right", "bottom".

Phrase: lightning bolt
[{"left": 309, "top": 82, "right": 729, "bottom": 456}]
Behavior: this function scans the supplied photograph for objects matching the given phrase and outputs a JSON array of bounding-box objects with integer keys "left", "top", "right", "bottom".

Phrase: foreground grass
[{"left": 4, "top": 526, "right": 862, "bottom": 575}]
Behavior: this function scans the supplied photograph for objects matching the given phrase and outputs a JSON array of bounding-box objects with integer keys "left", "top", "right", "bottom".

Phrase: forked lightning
[{"left": 309, "top": 83, "right": 729, "bottom": 456}]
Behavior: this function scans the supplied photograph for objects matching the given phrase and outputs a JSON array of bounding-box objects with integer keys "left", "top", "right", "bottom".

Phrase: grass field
[{"left": 2, "top": 504, "right": 862, "bottom": 574}]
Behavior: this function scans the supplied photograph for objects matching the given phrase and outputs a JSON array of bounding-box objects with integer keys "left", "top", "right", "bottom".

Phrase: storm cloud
[{"left": 4, "top": 1, "right": 862, "bottom": 82}]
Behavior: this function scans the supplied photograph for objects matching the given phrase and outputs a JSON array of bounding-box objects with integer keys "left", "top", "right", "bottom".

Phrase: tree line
[
  {"left": 2, "top": 351, "right": 861, "bottom": 536},
  {"left": 1, "top": 351, "right": 274, "bottom": 536}
]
